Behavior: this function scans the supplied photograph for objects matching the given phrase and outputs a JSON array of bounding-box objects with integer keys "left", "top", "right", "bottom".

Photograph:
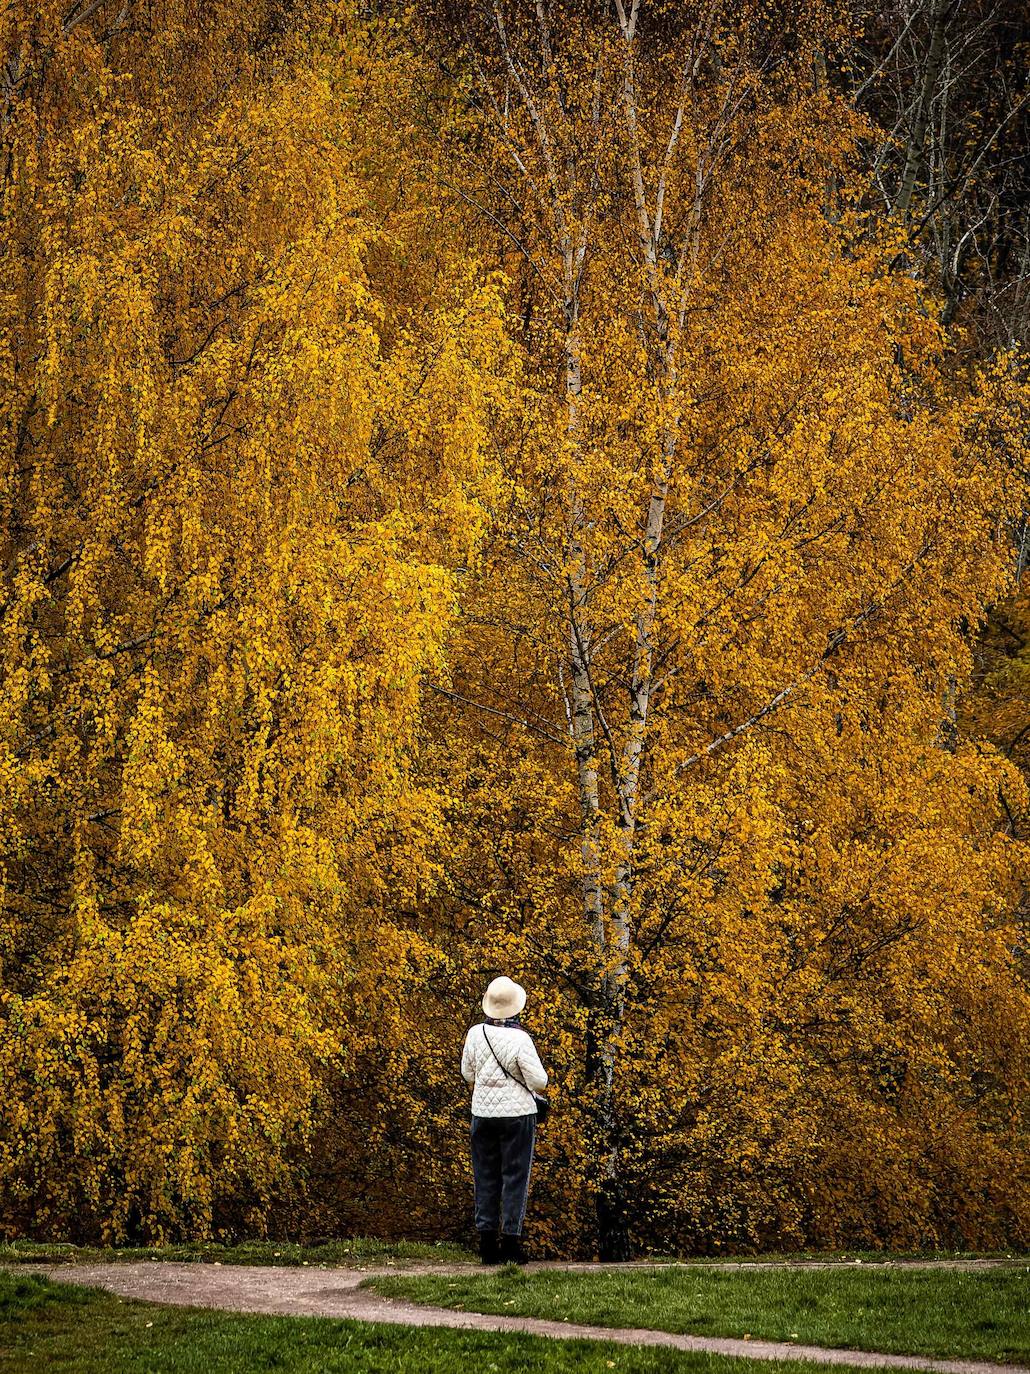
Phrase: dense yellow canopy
[{"left": 1, "top": 0, "right": 1027, "bottom": 1252}]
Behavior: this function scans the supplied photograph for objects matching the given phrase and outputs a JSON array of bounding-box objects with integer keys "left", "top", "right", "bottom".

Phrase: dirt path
[{"left": 13, "top": 1259, "right": 1030, "bottom": 1374}]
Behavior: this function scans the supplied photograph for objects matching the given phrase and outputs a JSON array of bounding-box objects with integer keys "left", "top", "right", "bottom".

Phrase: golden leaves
[{"left": 0, "top": 1, "right": 514, "bottom": 1240}]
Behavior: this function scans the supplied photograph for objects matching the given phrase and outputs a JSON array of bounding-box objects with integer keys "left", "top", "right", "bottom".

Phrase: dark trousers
[{"left": 470, "top": 1113, "right": 536, "bottom": 1236}]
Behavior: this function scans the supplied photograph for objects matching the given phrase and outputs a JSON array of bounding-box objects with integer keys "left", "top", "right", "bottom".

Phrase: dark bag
[{"left": 482, "top": 1026, "right": 551, "bottom": 1125}]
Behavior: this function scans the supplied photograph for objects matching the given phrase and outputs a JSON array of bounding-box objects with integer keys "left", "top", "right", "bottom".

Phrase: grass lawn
[
  {"left": 0, "top": 1236, "right": 471, "bottom": 1268},
  {"left": 368, "top": 1262, "right": 1030, "bottom": 1364},
  {"left": 0, "top": 1270, "right": 919, "bottom": 1374},
  {"left": 0, "top": 1238, "right": 1017, "bottom": 1269}
]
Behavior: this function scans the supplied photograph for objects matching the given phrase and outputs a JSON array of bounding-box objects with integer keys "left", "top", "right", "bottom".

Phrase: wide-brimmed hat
[{"left": 482, "top": 976, "right": 527, "bottom": 1019}]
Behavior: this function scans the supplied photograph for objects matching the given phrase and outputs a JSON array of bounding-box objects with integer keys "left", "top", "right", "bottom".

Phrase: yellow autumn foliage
[
  {"left": 363, "top": 4, "right": 1030, "bottom": 1254},
  {"left": 0, "top": 0, "right": 1027, "bottom": 1253},
  {"left": 0, "top": 2, "right": 512, "bottom": 1239}
]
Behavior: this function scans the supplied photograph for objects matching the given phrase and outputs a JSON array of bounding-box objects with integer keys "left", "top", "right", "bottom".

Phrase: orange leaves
[
  {"left": 401, "top": 0, "right": 1030, "bottom": 1254},
  {"left": 0, "top": 3, "right": 516, "bottom": 1241},
  {"left": 0, "top": 0, "right": 1028, "bottom": 1255}
]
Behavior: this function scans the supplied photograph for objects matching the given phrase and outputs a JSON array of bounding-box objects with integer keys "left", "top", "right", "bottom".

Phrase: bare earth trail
[{"left": 11, "top": 1258, "right": 1029, "bottom": 1374}]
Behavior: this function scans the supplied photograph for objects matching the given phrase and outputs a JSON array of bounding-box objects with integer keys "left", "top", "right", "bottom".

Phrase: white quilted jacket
[{"left": 461, "top": 1022, "right": 548, "bottom": 1117}]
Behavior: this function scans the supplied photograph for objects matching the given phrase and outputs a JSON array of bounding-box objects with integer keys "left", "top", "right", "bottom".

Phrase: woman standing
[{"left": 461, "top": 976, "right": 548, "bottom": 1264}]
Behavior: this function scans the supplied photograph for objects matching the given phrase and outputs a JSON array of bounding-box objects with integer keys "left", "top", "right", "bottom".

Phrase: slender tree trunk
[
  {"left": 561, "top": 245, "right": 638, "bottom": 1257},
  {"left": 895, "top": 0, "right": 950, "bottom": 219},
  {"left": 586, "top": 1, "right": 689, "bottom": 1257},
  {"left": 564, "top": 299, "right": 633, "bottom": 1258},
  {"left": 596, "top": 400, "right": 675, "bottom": 1261},
  {"left": 564, "top": 307, "right": 605, "bottom": 953}
]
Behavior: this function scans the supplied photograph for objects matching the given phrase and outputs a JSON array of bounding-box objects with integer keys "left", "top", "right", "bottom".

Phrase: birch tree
[
  {"left": 422, "top": 0, "right": 1028, "bottom": 1257},
  {"left": 853, "top": 0, "right": 1030, "bottom": 345}
]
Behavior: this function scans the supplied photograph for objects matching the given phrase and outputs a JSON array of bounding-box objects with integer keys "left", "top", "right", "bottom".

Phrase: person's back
[
  {"left": 461, "top": 1020, "right": 548, "bottom": 1118},
  {"left": 460, "top": 976, "right": 548, "bottom": 1264}
]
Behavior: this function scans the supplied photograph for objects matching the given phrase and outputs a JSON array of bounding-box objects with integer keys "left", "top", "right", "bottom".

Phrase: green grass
[
  {"left": 650, "top": 1248, "right": 1025, "bottom": 1263},
  {"left": 0, "top": 1236, "right": 471, "bottom": 1268},
  {"left": 368, "top": 1262, "right": 1030, "bottom": 1364},
  {"left": 0, "top": 1270, "right": 919, "bottom": 1374},
  {"left": 1, "top": 1237, "right": 1018, "bottom": 1269}
]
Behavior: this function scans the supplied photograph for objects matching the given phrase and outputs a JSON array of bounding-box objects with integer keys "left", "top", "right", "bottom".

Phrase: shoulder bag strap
[{"left": 482, "top": 1025, "right": 530, "bottom": 1092}]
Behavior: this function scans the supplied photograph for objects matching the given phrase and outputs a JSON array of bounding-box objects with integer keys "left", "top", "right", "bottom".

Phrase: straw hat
[{"left": 482, "top": 975, "right": 527, "bottom": 1019}]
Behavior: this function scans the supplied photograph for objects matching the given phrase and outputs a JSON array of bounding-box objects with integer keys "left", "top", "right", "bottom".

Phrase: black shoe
[
  {"left": 478, "top": 1230, "right": 501, "bottom": 1265},
  {"left": 499, "top": 1233, "right": 528, "bottom": 1265}
]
